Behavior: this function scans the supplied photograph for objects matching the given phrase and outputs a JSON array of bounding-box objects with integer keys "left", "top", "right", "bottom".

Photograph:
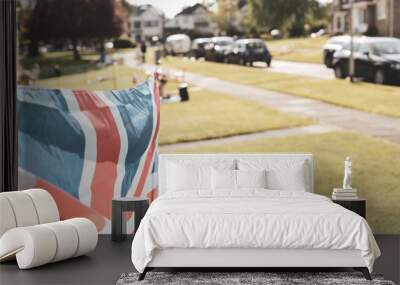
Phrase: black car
[
  {"left": 204, "top": 36, "right": 234, "bottom": 62},
  {"left": 323, "top": 35, "right": 350, "bottom": 68},
  {"left": 332, "top": 37, "right": 400, "bottom": 84},
  {"left": 225, "top": 39, "right": 272, "bottom": 67},
  {"left": 191, "top": 38, "right": 211, "bottom": 59}
]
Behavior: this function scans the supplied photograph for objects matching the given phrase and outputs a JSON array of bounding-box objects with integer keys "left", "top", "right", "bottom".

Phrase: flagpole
[{"left": 349, "top": 0, "right": 355, "bottom": 83}]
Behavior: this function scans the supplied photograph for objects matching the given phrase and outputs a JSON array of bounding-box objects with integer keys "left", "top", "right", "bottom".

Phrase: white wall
[{"left": 130, "top": 7, "right": 163, "bottom": 42}]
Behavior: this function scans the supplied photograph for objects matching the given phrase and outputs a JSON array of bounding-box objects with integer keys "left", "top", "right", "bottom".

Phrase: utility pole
[{"left": 349, "top": 0, "right": 355, "bottom": 83}]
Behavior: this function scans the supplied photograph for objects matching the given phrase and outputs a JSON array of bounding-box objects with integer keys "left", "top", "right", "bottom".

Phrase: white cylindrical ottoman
[{"left": 0, "top": 218, "right": 98, "bottom": 269}]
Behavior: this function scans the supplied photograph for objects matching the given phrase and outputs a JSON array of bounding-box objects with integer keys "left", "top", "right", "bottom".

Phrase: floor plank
[{"left": 0, "top": 235, "right": 398, "bottom": 285}]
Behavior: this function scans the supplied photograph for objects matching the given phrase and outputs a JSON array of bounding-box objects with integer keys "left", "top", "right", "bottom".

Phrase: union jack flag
[{"left": 17, "top": 78, "right": 160, "bottom": 233}]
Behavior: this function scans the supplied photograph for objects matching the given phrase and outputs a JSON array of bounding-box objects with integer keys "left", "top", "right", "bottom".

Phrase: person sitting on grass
[{"left": 155, "top": 69, "right": 189, "bottom": 104}]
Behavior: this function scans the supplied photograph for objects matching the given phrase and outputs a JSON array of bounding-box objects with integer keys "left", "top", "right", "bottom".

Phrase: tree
[
  {"left": 248, "top": 0, "right": 326, "bottom": 37},
  {"left": 212, "top": 0, "right": 239, "bottom": 35},
  {"left": 122, "top": 0, "right": 137, "bottom": 16},
  {"left": 28, "top": 0, "right": 126, "bottom": 59},
  {"left": 212, "top": 0, "right": 255, "bottom": 36}
]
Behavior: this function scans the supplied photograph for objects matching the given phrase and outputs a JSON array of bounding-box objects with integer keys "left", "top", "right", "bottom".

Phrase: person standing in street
[{"left": 140, "top": 41, "right": 147, "bottom": 63}]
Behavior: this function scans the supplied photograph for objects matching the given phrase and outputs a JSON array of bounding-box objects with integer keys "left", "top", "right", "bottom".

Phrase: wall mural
[{"left": 17, "top": 78, "right": 160, "bottom": 233}]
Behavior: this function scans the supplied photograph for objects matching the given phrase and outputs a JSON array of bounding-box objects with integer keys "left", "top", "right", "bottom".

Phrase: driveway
[
  {"left": 234, "top": 60, "right": 334, "bottom": 80},
  {"left": 268, "top": 60, "right": 334, "bottom": 80}
]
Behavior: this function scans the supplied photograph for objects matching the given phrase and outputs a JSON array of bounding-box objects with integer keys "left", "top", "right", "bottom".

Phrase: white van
[{"left": 165, "top": 34, "right": 191, "bottom": 55}]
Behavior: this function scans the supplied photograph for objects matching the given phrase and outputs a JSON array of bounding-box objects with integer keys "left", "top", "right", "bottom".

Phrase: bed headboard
[{"left": 158, "top": 153, "right": 314, "bottom": 194}]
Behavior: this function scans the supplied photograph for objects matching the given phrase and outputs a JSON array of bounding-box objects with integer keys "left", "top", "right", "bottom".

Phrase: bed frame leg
[
  {"left": 354, "top": 267, "right": 371, "bottom": 280},
  {"left": 138, "top": 268, "right": 148, "bottom": 281}
]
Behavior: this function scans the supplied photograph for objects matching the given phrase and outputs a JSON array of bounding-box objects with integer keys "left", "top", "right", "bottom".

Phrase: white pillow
[
  {"left": 237, "top": 169, "right": 267, "bottom": 189},
  {"left": 212, "top": 168, "right": 237, "bottom": 190},
  {"left": 167, "top": 162, "right": 212, "bottom": 191},
  {"left": 238, "top": 159, "right": 308, "bottom": 191}
]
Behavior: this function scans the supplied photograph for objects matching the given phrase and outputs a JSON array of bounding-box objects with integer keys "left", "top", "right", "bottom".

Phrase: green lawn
[
  {"left": 21, "top": 49, "right": 137, "bottom": 79},
  {"left": 266, "top": 36, "right": 328, "bottom": 64},
  {"left": 34, "top": 64, "right": 313, "bottom": 145},
  {"left": 162, "top": 57, "right": 400, "bottom": 117},
  {"left": 162, "top": 131, "right": 400, "bottom": 234},
  {"left": 21, "top": 51, "right": 102, "bottom": 79},
  {"left": 159, "top": 89, "right": 313, "bottom": 145},
  {"left": 34, "top": 65, "right": 147, "bottom": 91}
]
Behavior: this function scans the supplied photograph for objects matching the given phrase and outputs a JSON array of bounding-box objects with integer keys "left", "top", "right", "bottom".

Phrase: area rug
[{"left": 116, "top": 272, "right": 396, "bottom": 285}]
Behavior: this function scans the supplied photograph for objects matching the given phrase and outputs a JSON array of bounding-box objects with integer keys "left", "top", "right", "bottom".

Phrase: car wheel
[
  {"left": 374, "top": 69, "right": 386, "bottom": 84},
  {"left": 334, "top": 64, "right": 346, "bottom": 79},
  {"left": 324, "top": 56, "right": 332, "bottom": 68}
]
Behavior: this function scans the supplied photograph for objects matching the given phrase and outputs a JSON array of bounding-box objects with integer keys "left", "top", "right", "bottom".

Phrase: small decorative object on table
[
  {"left": 332, "top": 156, "right": 358, "bottom": 200},
  {"left": 332, "top": 157, "right": 366, "bottom": 218},
  {"left": 112, "top": 197, "right": 149, "bottom": 242}
]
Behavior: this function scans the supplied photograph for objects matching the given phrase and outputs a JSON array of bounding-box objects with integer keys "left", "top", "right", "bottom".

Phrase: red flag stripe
[
  {"left": 147, "top": 188, "right": 159, "bottom": 202},
  {"left": 72, "top": 90, "right": 121, "bottom": 219},
  {"left": 35, "top": 179, "right": 106, "bottom": 231}
]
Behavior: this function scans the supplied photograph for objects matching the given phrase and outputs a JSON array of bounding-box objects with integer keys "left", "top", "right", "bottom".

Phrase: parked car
[
  {"left": 323, "top": 35, "right": 350, "bottom": 68},
  {"left": 191, "top": 38, "right": 211, "bottom": 59},
  {"left": 165, "top": 34, "right": 191, "bottom": 56},
  {"left": 204, "top": 36, "right": 234, "bottom": 62},
  {"left": 113, "top": 38, "right": 136, "bottom": 49},
  {"left": 224, "top": 39, "right": 272, "bottom": 67},
  {"left": 332, "top": 37, "right": 400, "bottom": 84}
]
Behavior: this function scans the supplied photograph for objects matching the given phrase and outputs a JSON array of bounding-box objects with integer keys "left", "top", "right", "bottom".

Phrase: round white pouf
[
  {"left": 63, "top": 218, "right": 98, "bottom": 257},
  {"left": 0, "top": 196, "right": 17, "bottom": 237},
  {"left": 0, "top": 191, "right": 39, "bottom": 227},
  {"left": 0, "top": 225, "right": 57, "bottom": 269},
  {"left": 24, "top": 189, "right": 60, "bottom": 224},
  {"left": 42, "top": 221, "right": 79, "bottom": 262}
]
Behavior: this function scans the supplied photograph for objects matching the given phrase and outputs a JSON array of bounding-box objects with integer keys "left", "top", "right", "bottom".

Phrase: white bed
[{"left": 131, "top": 154, "right": 380, "bottom": 280}]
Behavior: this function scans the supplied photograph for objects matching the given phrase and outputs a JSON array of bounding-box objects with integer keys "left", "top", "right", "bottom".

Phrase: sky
[
  {"left": 128, "top": 0, "right": 203, "bottom": 18},
  {"left": 128, "top": 0, "right": 332, "bottom": 19}
]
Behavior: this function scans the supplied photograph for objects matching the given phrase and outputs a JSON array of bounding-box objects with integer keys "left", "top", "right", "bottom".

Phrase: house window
[
  {"left": 377, "top": 0, "right": 387, "bottom": 20},
  {"left": 144, "top": 20, "right": 159, "bottom": 27},
  {"left": 195, "top": 21, "right": 209, "bottom": 28},
  {"left": 335, "top": 14, "right": 345, "bottom": 32},
  {"left": 134, "top": 21, "right": 141, "bottom": 28},
  {"left": 359, "top": 8, "right": 367, "bottom": 24},
  {"left": 353, "top": 7, "right": 366, "bottom": 25}
]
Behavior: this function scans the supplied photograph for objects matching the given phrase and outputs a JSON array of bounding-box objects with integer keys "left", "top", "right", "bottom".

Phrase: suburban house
[
  {"left": 129, "top": 4, "right": 164, "bottom": 43},
  {"left": 331, "top": 0, "right": 400, "bottom": 37},
  {"left": 165, "top": 3, "right": 213, "bottom": 37}
]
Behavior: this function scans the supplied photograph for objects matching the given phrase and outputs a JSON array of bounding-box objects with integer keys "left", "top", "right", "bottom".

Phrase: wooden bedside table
[
  {"left": 332, "top": 198, "right": 366, "bottom": 218},
  {"left": 112, "top": 197, "right": 149, "bottom": 242}
]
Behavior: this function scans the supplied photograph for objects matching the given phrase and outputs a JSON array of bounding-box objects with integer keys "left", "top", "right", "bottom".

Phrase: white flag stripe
[
  {"left": 62, "top": 89, "right": 96, "bottom": 207},
  {"left": 94, "top": 91, "right": 129, "bottom": 199}
]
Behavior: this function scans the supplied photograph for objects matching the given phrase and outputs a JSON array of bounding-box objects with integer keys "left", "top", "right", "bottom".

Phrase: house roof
[
  {"left": 136, "top": 4, "right": 163, "bottom": 17},
  {"left": 175, "top": 3, "right": 207, "bottom": 16}
]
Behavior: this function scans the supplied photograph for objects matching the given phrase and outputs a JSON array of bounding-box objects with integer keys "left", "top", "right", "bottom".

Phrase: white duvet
[{"left": 131, "top": 190, "right": 380, "bottom": 273}]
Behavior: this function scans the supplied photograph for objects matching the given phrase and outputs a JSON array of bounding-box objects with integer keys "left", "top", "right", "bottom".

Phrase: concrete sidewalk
[
  {"left": 124, "top": 55, "right": 400, "bottom": 144},
  {"left": 160, "top": 125, "right": 339, "bottom": 152}
]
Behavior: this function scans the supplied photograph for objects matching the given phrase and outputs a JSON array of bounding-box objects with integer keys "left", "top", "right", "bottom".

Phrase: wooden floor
[{"left": 0, "top": 235, "right": 399, "bottom": 285}]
